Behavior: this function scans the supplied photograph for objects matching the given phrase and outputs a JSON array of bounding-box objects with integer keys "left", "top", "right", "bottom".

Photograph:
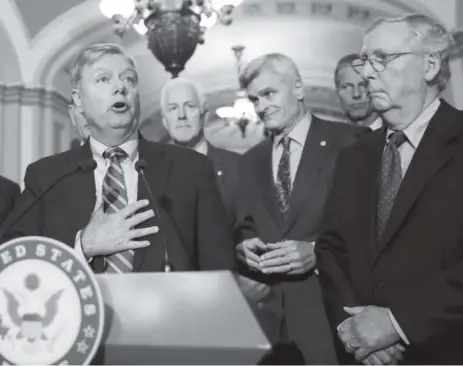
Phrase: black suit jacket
[
  {"left": 3, "top": 138, "right": 236, "bottom": 272},
  {"left": 316, "top": 100, "right": 463, "bottom": 364},
  {"left": 206, "top": 143, "right": 241, "bottom": 229},
  {"left": 236, "top": 116, "right": 368, "bottom": 364},
  {"left": 0, "top": 175, "right": 20, "bottom": 227}
]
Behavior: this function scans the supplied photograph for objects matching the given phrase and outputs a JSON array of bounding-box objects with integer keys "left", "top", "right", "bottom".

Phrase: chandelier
[
  {"left": 216, "top": 45, "right": 261, "bottom": 138},
  {"left": 99, "top": 0, "right": 243, "bottom": 78}
]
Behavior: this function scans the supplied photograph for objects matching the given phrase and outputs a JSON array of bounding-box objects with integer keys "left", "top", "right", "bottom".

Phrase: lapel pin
[
  {"left": 320, "top": 140, "right": 326, "bottom": 146},
  {"left": 217, "top": 170, "right": 223, "bottom": 176}
]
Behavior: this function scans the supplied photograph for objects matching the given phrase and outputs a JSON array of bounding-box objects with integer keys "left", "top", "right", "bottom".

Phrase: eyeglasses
[{"left": 352, "top": 51, "right": 421, "bottom": 73}]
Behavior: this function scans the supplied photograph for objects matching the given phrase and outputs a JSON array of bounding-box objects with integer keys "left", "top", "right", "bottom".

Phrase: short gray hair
[
  {"left": 334, "top": 53, "right": 361, "bottom": 88},
  {"left": 160, "top": 77, "right": 207, "bottom": 114},
  {"left": 366, "top": 14, "right": 454, "bottom": 91},
  {"left": 239, "top": 53, "right": 302, "bottom": 89},
  {"left": 69, "top": 43, "right": 137, "bottom": 89}
]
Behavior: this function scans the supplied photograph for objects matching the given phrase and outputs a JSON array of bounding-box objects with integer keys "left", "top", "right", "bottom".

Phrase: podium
[{"left": 95, "top": 271, "right": 279, "bottom": 364}]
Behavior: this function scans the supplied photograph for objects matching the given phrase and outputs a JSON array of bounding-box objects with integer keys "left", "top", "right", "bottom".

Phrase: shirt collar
[
  {"left": 194, "top": 139, "right": 208, "bottom": 156},
  {"left": 387, "top": 98, "right": 440, "bottom": 149},
  {"left": 89, "top": 136, "right": 139, "bottom": 165},
  {"left": 273, "top": 112, "right": 312, "bottom": 148},
  {"left": 369, "top": 117, "right": 383, "bottom": 131}
]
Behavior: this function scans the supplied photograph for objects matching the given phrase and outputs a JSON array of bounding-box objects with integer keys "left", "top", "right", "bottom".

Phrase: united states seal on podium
[{"left": 0, "top": 236, "right": 104, "bottom": 365}]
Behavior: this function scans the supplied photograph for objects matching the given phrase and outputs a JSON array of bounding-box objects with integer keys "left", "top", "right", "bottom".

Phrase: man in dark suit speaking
[
  {"left": 234, "top": 53, "right": 368, "bottom": 364},
  {"left": 160, "top": 77, "right": 241, "bottom": 230},
  {"left": 2, "top": 43, "right": 236, "bottom": 273},
  {"left": 316, "top": 14, "right": 463, "bottom": 364}
]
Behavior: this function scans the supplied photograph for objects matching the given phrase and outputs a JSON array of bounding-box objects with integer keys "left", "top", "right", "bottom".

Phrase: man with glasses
[{"left": 316, "top": 14, "right": 463, "bottom": 364}]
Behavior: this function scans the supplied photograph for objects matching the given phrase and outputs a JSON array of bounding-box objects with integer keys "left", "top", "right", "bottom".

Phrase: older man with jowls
[
  {"left": 3, "top": 43, "right": 236, "bottom": 274},
  {"left": 160, "top": 77, "right": 241, "bottom": 231},
  {"left": 316, "top": 14, "right": 463, "bottom": 365}
]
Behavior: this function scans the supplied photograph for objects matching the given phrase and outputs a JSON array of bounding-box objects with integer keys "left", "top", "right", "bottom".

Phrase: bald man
[
  {"left": 161, "top": 78, "right": 241, "bottom": 231},
  {"left": 235, "top": 53, "right": 369, "bottom": 364}
]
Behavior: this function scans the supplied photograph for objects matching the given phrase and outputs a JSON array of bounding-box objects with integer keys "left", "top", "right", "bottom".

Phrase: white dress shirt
[
  {"left": 368, "top": 117, "right": 384, "bottom": 131},
  {"left": 194, "top": 139, "right": 208, "bottom": 156},
  {"left": 387, "top": 98, "right": 440, "bottom": 178},
  {"left": 74, "top": 136, "right": 140, "bottom": 259},
  {"left": 272, "top": 113, "right": 312, "bottom": 185},
  {"left": 272, "top": 114, "right": 316, "bottom": 253}
]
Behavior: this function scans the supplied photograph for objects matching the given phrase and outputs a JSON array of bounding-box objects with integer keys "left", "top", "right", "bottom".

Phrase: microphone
[
  {"left": 0, "top": 159, "right": 97, "bottom": 242},
  {"left": 135, "top": 159, "right": 172, "bottom": 272}
]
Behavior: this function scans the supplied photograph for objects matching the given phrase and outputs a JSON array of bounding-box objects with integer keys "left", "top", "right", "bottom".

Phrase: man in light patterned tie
[
  {"left": 234, "top": 53, "right": 368, "bottom": 364},
  {"left": 3, "top": 43, "right": 236, "bottom": 273},
  {"left": 316, "top": 14, "right": 463, "bottom": 365}
]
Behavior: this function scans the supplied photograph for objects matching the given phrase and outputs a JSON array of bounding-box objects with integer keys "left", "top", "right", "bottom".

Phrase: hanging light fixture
[
  {"left": 216, "top": 45, "right": 261, "bottom": 138},
  {"left": 99, "top": 0, "right": 243, "bottom": 78}
]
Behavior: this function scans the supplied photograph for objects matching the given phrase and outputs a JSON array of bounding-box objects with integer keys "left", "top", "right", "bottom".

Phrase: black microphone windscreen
[
  {"left": 79, "top": 159, "right": 97, "bottom": 172},
  {"left": 135, "top": 159, "right": 147, "bottom": 172}
]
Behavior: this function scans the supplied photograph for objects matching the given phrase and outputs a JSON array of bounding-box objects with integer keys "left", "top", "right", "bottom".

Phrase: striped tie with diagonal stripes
[{"left": 102, "top": 147, "right": 134, "bottom": 274}]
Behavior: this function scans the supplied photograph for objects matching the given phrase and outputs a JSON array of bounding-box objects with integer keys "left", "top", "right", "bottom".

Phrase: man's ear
[
  {"left": 201, "top": 101, "right": 209, "bottom": 122},
  {"left": 295, "top": 79, "right": 304, "bottom": 101},
  {"left": 424, "top": 52, "right": 442, "bottom": 83},
  {"left": 71, "top": 89, "right": 83, "bottom": 113},
  {"left": 161, "top": 114, "right": 168, "bottom": 130}
]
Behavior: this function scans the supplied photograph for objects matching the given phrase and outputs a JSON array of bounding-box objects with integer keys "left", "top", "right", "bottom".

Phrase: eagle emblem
[{"left": 0, "top": 273, "right": 64, "bottom": 354}]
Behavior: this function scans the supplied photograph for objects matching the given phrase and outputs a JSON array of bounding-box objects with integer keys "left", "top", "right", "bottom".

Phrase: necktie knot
[
  {"left": 280, "top": 136, "right": 291, "bottom": 149},
  {"left": 387, "top": 130, "right": 407, "bottom": 148},
  {"left": 103, "top": 147, "right": 128, "bottom": 162}
]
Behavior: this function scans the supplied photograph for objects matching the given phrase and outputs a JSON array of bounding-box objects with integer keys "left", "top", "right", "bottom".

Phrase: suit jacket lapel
[
  {"left": 284, "top": 118, "right": 333, "bottom": 233},
  {"left": 254, "top": 141, "right": 284, "bottom": 231},
  {"left": 356, "top": 128, "right": 387, "bottom": 265},
  {"left": 376, "top": 101, "right": 463, "bottom": 261},
  {"left": 133, "top": 138, "right": 171, "bottom": 271},
  {"left": 66, "top": 141, "right": 97, "bottom": 234},
  {"left": 64, "top": 142, "right": 104, "bottom": 272}
]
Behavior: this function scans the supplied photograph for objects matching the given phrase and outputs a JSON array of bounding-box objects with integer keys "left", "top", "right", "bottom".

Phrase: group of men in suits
[{"left": 1, "top": 11, "right": 463, "bottom": 366}]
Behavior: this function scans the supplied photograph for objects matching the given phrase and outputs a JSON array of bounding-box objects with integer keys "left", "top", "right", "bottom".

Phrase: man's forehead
[
  {"left": 247, "top": 71, "right": 287, "bottom": 92},
  {"left": 362, "top": 22, "right": 412, "bottom": 52},
  {"left": 84, "top": 54, "right": 136, "bottom": 73},
  {"left": 166, "top": 82, "right": 199, "bottom": 102},
  {"left": 338, "top": 67, "right": 364, "bottom": 83}
]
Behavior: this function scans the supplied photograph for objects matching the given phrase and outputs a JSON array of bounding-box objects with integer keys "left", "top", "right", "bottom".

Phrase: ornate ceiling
[{"left": 5, "top": 0, "right": 449, "bottom": 150}]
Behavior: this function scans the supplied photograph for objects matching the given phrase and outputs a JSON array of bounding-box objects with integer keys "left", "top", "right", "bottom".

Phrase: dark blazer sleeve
[
  {"left": 388, "top": 263, "right": 463, "bottom": 345},
  {"left": 315, "top": 147, "right": 360, "bottom": 330},
  {"left": 196, "top": 157, "right": 237, "bottom": 271},
  {"left": 234, "top": 155, "right": 259, "bottom": 243},
  {"left": 1, "top": 164, "right": 44, "bottom": 242},
  {"left": 0, "top": 177, "right": 20, "bottom": 226}
]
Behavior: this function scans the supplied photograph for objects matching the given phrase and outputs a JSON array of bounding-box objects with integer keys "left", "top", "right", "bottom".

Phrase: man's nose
[
  {"left": 178, "top": 107, "right": 186, "bottom": 120},
  {"left": 352, "top": 86, "right": 362, "bottom": 100},
  {"left": 113, "top": 81, "right": 127, "bottom": 95}
]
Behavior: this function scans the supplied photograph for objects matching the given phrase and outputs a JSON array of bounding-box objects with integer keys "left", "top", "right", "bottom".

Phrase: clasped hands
[
  {"left": 236, "top": 237, "right": 316, "bottom": 275},
  {"left": 338, "top": 306, "right": 405, "bottom": 365}
]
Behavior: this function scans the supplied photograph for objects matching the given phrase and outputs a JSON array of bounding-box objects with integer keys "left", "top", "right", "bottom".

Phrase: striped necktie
[{"left": 102, "top": 147, "right": 134, "bottom": 274}]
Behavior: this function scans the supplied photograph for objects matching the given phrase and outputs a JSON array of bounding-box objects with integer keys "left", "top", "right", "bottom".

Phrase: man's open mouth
[{"left": 111, "top": 101, "right": 130, "bottom": 112}]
